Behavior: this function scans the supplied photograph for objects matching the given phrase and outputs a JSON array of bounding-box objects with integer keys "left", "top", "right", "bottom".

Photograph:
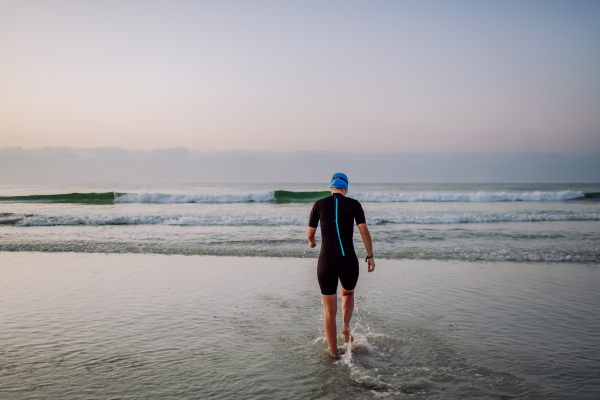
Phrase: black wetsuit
[{"left": 308, "top": 193, "right": 366, "bottom": 295}]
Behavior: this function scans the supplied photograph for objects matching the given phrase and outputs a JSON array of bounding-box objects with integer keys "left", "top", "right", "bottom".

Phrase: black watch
[{"left": 365, "top": 254, "right": 374, "bottom": 262}]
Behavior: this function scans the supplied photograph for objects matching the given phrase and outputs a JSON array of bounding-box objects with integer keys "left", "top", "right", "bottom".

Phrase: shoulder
[
  {"left": 347, "top": 197, "right": 365, "bottom": 215},
  {"left": 312, "top": 197, "right": 326, "bottom": 210},
  {"left": 315, "top": 196, "right": 332, "bottom": 206},
  {"left": 345, "top": 196, "right": 362, "bottom": 207}
]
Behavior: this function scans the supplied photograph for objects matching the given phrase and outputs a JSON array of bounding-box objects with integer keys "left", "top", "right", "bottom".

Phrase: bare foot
[
  {"left": 328, "top": 348, "right": 344, "bottom": 358},
  {"left": 342, "top": 324, "right": 354, "bottom": 343}
]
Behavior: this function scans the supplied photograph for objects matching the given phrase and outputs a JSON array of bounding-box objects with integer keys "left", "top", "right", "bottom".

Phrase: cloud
[
  {"left": 0, "top": 147, "right": 598, "bottom": 183},
  {"left": 80, "top": 147, "right": 132, "bottom": 158},
  {"left": 146, "top": 147, "right": 192, "bottom": 157}
]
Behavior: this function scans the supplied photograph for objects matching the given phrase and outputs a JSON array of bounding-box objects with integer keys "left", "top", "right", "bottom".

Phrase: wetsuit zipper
[{"left": 335, "top": 197, "right": 345, "bottom": 256}]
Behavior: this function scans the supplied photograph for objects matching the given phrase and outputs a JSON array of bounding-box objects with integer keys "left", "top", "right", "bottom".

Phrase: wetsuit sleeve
[
  {"left": 308, "top": 201, "right": 320, "bottom": 228},
  {"left": 355, "top": 202, "right": 366, "bottom": 225}
]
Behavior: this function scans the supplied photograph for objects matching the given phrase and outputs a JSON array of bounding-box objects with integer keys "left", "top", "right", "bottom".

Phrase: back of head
[{"left": 330, "top": 173, "right": 349, "bottom": 189}]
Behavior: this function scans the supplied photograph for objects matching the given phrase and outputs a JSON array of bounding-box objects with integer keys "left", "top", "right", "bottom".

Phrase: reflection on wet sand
[{"left": 1, "top": 253, "right": 598, "bottom": 399}]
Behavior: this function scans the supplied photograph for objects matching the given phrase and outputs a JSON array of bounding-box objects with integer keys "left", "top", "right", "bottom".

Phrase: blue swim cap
[{"left": 330, "top": 173, "right": 349, "bottom": 189}]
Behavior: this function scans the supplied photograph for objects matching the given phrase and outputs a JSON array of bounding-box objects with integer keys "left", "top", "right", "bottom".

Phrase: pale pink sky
[{"left": 1, "top": 1, "right": 599, "bottom": 153}]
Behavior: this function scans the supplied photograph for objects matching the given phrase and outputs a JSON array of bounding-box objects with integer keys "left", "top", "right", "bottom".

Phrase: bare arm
[
  {"left": 357, "top": 223, "right": 375, "bottom": 272},
  {"left": 307, "top": 227, "right": 317, "bottom": 248}
]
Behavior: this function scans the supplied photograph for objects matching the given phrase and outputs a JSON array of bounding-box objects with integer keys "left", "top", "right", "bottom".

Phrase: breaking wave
[
  {"left": 349, "top": 191, "right": 587, "bottom": 202},
  {"left": 114, "top": 192, "right": 275, "bottom": 203},
  {"left": 0, "top": 190, "right": 595, "bottom": 204}
]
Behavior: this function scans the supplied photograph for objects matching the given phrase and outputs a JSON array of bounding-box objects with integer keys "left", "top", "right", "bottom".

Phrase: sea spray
[
  {"left": 115, "top": 192, "right": 276, "bottom": 203},
  {"left": 349, "top": 190, "right": 586, "bottom": 202}
]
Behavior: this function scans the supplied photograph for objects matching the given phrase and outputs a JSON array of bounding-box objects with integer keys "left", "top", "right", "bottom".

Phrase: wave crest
[
  {"left": 0, "top": 190, "right": 591, "bottom": 204},
  {"left": 114, "top": 192, "right": 275, "bottom": 203},
  {"left": 349, "top": 191, "right": 585, "bottom": 202}
]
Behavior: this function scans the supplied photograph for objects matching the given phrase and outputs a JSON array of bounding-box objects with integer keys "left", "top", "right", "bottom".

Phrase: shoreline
[{"left": 1, "top": 248, "right": 599, "bottom": 264}]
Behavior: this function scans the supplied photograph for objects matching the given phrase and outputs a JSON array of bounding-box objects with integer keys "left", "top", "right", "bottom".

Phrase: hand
[
  {"left": 309, "top": 240, "right": 317, "bottom": 248},
  {"left": 367, "top": 257, "right": 375, "bottom": 273}
]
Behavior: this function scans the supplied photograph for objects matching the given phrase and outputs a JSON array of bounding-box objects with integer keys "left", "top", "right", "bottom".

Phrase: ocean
[
  {"left": 1, "top": 183, "right": 599, "bottom": 262},
  {"left": 1, "top": 183, "right": 599, "bottom": 399}
]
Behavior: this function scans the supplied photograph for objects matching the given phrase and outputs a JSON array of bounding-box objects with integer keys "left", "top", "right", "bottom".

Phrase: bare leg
[
  {"left": 322, "top": 294, "right": 338, "bottom": 354},
  {"left": 341, "top": 288, "right": 354, "bottom": 343}
]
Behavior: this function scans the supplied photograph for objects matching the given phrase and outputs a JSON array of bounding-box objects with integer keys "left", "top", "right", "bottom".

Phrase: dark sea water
[{"left": 1, "top": 183, "right": 599, "bottom": 399}]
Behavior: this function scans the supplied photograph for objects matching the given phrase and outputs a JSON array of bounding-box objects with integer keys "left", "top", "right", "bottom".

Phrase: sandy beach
[{"left": 1, "top": 252, "right": 598, "bottom": 399}]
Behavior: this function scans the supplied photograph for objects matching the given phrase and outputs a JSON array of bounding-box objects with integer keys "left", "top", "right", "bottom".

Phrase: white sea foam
[
  {"left": 11, "top": 215, "right": 307, "bottom": 226},
  {"left": 372, "top": 212, "right": 600, "bottom": 224},
  {"left": 114, "top": 192, "right": 275, "bottom": 203},
  {"left": 348, "top": 191, "right": 585, "bottom": 202},
  {"left": 110, "top": 191, "right": 587, "bottom": 203},
  {"left": 3, "top": 212, "right": 600, "bottom": 226}
]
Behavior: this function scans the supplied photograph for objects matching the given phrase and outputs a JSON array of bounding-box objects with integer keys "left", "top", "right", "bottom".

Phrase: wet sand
[{"left": 1, "top": 253, "right": 598, "bottom": 399}]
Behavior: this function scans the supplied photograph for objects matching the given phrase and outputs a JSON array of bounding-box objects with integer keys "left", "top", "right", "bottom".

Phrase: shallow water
[{"left": 1, "top": 253, "right": 598, "bottom": 399}]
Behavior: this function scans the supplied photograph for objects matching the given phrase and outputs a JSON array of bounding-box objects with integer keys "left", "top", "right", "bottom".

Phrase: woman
[{"left": 307, "top": 173, "right": 375, "bottom": 355}]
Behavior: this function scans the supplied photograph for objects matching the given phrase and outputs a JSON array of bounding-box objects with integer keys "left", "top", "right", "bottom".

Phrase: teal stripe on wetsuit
[{"left": 335, "top": 197, "right": 345, "bottom": 256}]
